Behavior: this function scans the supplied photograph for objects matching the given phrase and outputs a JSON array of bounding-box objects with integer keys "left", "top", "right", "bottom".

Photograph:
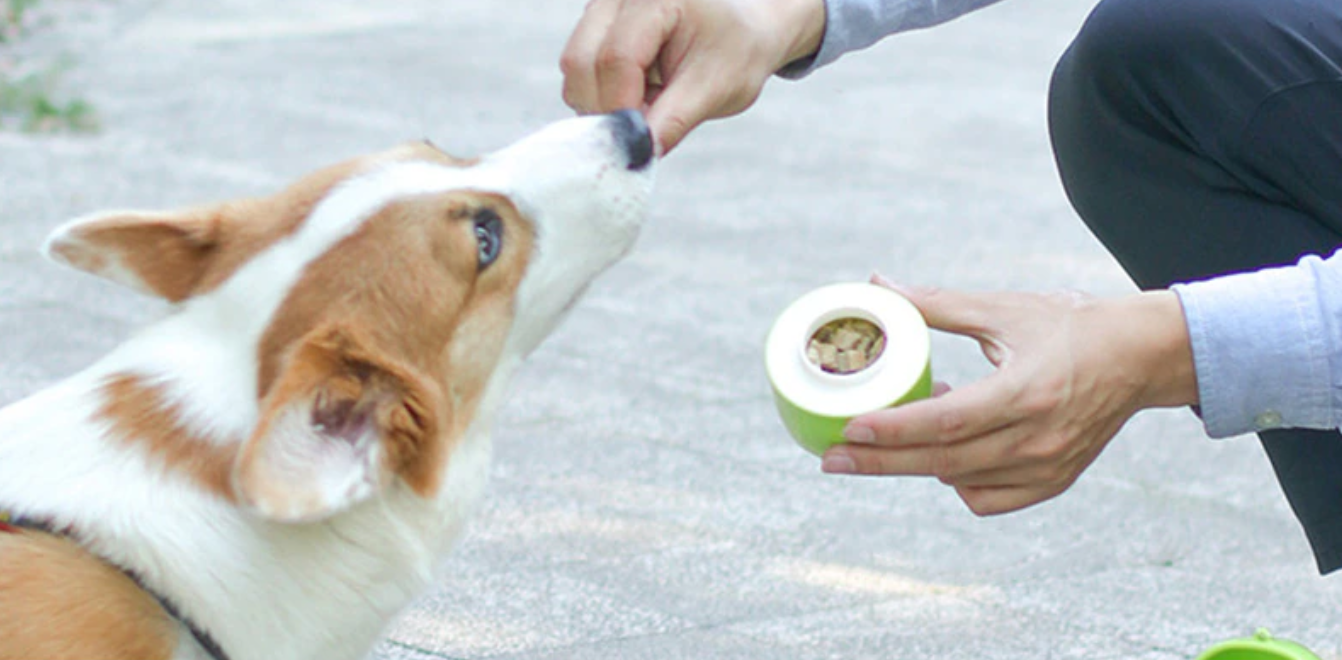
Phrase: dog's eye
[{"left": 473, "top": 209, "right": 503, "bottom": 270}]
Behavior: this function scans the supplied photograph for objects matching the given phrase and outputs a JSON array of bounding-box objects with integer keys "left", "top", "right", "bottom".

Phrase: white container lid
[{"left": 766, "top": 282, "right": 930, "bottom": 418}]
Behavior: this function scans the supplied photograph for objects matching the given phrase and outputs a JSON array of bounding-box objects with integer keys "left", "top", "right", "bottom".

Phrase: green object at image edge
[{"left": 1194, "top": 629, "right": 1321, "bottom": 660}]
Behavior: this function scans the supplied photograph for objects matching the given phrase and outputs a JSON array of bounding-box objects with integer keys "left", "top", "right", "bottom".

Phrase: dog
[{"left": 0, "top": 110, "right": 655, "bottom": 660}]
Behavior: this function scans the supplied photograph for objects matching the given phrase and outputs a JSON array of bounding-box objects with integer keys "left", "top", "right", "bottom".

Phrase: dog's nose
[{"left": 607, "top": 109, "right": 654, "bottom": 171}]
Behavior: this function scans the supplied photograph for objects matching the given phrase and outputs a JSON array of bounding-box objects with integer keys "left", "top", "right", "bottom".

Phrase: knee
[
  {"left": 1045, "top": 0, "right": 1206, "bottom": 243},
  {"left": 1046, "top": 0, "right": 1157, "bottom": 228},
  {"left": 1047, "top": 0, "right": 1251, "bottom": 205},
  {"left": 1052, "top": 0, "right": 1270, "bottom": 108},
  {"left": 1059, "top": 0, "right": 1156, "bottom": 86},
  {"left": 1055, "top": 0, "right": 1202, "bottom": 104}
]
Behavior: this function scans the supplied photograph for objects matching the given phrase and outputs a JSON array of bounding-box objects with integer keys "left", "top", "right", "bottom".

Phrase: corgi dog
[{"left": 0, "top": 110, "right": 655, "bottom": 660}]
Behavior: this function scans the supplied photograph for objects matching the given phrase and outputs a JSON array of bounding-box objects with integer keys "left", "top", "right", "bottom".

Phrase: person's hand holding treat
[{"left": 560, "top": 0, "right": 825, "bottom": 153}]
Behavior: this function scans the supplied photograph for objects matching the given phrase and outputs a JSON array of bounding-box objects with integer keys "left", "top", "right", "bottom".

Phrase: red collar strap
[{"left": 0, "top": 512, "right": 55, "bottom": 535}]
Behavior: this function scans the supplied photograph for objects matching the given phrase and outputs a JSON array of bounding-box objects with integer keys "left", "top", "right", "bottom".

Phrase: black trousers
[{"left": 1049, "top": 0, "right": 1342, "bottom": 574}]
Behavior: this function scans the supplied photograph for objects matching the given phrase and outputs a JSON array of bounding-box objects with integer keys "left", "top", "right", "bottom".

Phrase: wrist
[
  {"left": 1107, "top": 291, "right": 1199, "bottom": 409},
  {"left": 778, "top": 0, "right": 826, "bottom": 66}
]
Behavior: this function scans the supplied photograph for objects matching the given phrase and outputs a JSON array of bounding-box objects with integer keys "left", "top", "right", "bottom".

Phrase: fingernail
[
  {"left": 822, "top": 454, "right": 856, "bottom": 474},
  {"left": 843, "top": 424, "right": 875, "bottom": 444}
]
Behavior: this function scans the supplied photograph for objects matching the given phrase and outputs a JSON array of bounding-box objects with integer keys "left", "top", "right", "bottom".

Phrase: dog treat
[{"left": 806, "top": 317, "right": 885, "bottom": 374}]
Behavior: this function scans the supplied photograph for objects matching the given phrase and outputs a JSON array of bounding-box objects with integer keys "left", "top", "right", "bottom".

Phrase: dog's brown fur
[{"left": 0, "top": 530, "right": 177, "bottom": 660}]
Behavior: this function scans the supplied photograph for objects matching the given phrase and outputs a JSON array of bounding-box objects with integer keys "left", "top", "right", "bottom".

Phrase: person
[{"left": 559, "top": 0, "right": 1342, "bottom": 575}]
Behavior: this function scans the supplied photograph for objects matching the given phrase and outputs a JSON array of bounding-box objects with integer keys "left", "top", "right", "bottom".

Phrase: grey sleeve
[{"left": 778, "top": 0, "right": 1009, "bottom": 78}]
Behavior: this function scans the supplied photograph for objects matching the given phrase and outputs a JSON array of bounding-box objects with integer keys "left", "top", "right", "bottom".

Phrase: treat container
[{"left": 766, "top": 282, "right": 933, "bottom": 456}]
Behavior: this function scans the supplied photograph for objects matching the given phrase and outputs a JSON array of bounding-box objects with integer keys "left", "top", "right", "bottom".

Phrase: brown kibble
[
  {"left": 832, "top": 328, "right": 862, "bottom": 350},
  {"left": 806, "top": 317, "right": 885, "bottom": 374},
  {"left": 816, "top": 343, "right": 838, "bottom": 367},
  {"left": 854, "top": 335, "right": 874, "bottom": 355}
]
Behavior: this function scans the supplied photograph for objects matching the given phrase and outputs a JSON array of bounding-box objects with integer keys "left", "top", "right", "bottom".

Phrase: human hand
[
  {"left": 560, "top": 0, "right": 825, "bottom": 153},
  {"left": 821, "top": 275, "right": 1198, "bottom": 515}
]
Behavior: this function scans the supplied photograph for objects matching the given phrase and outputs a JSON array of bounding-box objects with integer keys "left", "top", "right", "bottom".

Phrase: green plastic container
[
  {"left": 765, "top": 283, "right": 933, "bottom": 456},
  {"left": 1196, "top": 629, "right": 1321, "bottom": 660}
]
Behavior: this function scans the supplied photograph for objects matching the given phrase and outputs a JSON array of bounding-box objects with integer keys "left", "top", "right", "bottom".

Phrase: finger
[
  {"left": 644, "top": 69, "right": 721, "bottom": 153},
  {"left": 942, "top": 435, "right": 1096, "bottom": 490},
  {"left": 560, "top": 0, "right": 624, "bottom": 114},
  {"left": 868, "top": 276, "right": 1001, "bottom": 338},
  {"left": 821, "top": 443, "right": 1058, "bottom": 515},
  {"left": 845, "top": 374, "right": 1020, "bottom": 447},
  {"left": 939, "top": 460, "right": 1071, "bottom": 489},
  {"left": 954, "top": 483, "right": 1069, "bottom": 516},
  {"left": 931, "top": 380, "right": 952, "bottom": 397},
  {"left": 950, "top": 421, "right": 1120, "bottom": 495},
  {"left": 822, "top": 439, "right": 981, "bottom": 480},
  {"left": 594, "top": 1, "right": 680, "bottom": 112}
]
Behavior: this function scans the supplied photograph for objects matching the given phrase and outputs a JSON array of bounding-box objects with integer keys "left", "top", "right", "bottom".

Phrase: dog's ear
[
  {"left": 42, "top": 207, "right": 225, "bottom": 302},
  {"left": 232, "top": 324, "right": 444, "bottom": 523}
]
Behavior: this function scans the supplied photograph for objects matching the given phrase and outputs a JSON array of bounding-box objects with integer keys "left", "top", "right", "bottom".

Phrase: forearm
[{"left": 779, "top": 0, "right": 1010, "bottom": 78}]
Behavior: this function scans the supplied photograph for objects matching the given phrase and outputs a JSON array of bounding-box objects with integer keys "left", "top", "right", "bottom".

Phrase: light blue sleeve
[
  {"left": 778, "top": 0, "right": 1008, "bottom": 78},
  {"left": 1172, "top": 250, "right": 1342, "bottom": 438}
]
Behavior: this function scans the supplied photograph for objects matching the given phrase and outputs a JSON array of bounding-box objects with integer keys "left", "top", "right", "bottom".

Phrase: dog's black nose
[{"left": 608, "top": 109, "right": 654, "bottom": 171}]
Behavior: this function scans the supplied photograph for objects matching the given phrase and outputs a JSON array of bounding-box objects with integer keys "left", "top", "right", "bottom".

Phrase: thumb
[
  {"left": 645, "top": 76, "right": 718, "bottom": 154},
  {"left": 870, "top": 273, "right": 996, "bottom": 338}
]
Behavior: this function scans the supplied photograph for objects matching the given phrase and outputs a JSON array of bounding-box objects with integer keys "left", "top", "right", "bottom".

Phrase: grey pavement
[{"left": 2, "top": 0, "right": 1341, "bottom": 658}]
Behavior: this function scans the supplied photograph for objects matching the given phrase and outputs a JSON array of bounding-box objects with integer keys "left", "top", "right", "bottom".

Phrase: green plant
[
  {"left": 1, "top": 0, "right": 40, "bottom": 42},
  {"left": 0, "top": 69, "right": 96, "bottom": 132},
  {"left": 0, "top": 0, "right": 99, "bottom": 133}
]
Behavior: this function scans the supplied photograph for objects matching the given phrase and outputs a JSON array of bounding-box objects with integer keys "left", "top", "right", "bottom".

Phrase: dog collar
[
  {"left": 0, "top": 508, "right": 231, "bottom": 660},
  {"left": 0, "top": 510, "right": 58, "bottom": 536}
]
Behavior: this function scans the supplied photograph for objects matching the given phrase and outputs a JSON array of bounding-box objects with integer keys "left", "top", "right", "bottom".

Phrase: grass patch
[
  {"left": 0, "top": 0, "right": 41, "bottom": 44},
  {"left": 0, "top": 0, "right": 99, "bottom": 133},
  {"left": 0, "top": 59, "right": 97, "bottom": 132}
]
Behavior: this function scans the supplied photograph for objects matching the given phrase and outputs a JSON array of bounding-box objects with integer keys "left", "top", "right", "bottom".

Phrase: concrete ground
[{"left": 2, "top": 0, "right": 1340, "bottom": 658}]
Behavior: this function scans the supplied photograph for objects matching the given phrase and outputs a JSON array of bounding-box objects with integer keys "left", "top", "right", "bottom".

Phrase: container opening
[{"left": 806, "top": 317, "right": 886, "bottom": 375}]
